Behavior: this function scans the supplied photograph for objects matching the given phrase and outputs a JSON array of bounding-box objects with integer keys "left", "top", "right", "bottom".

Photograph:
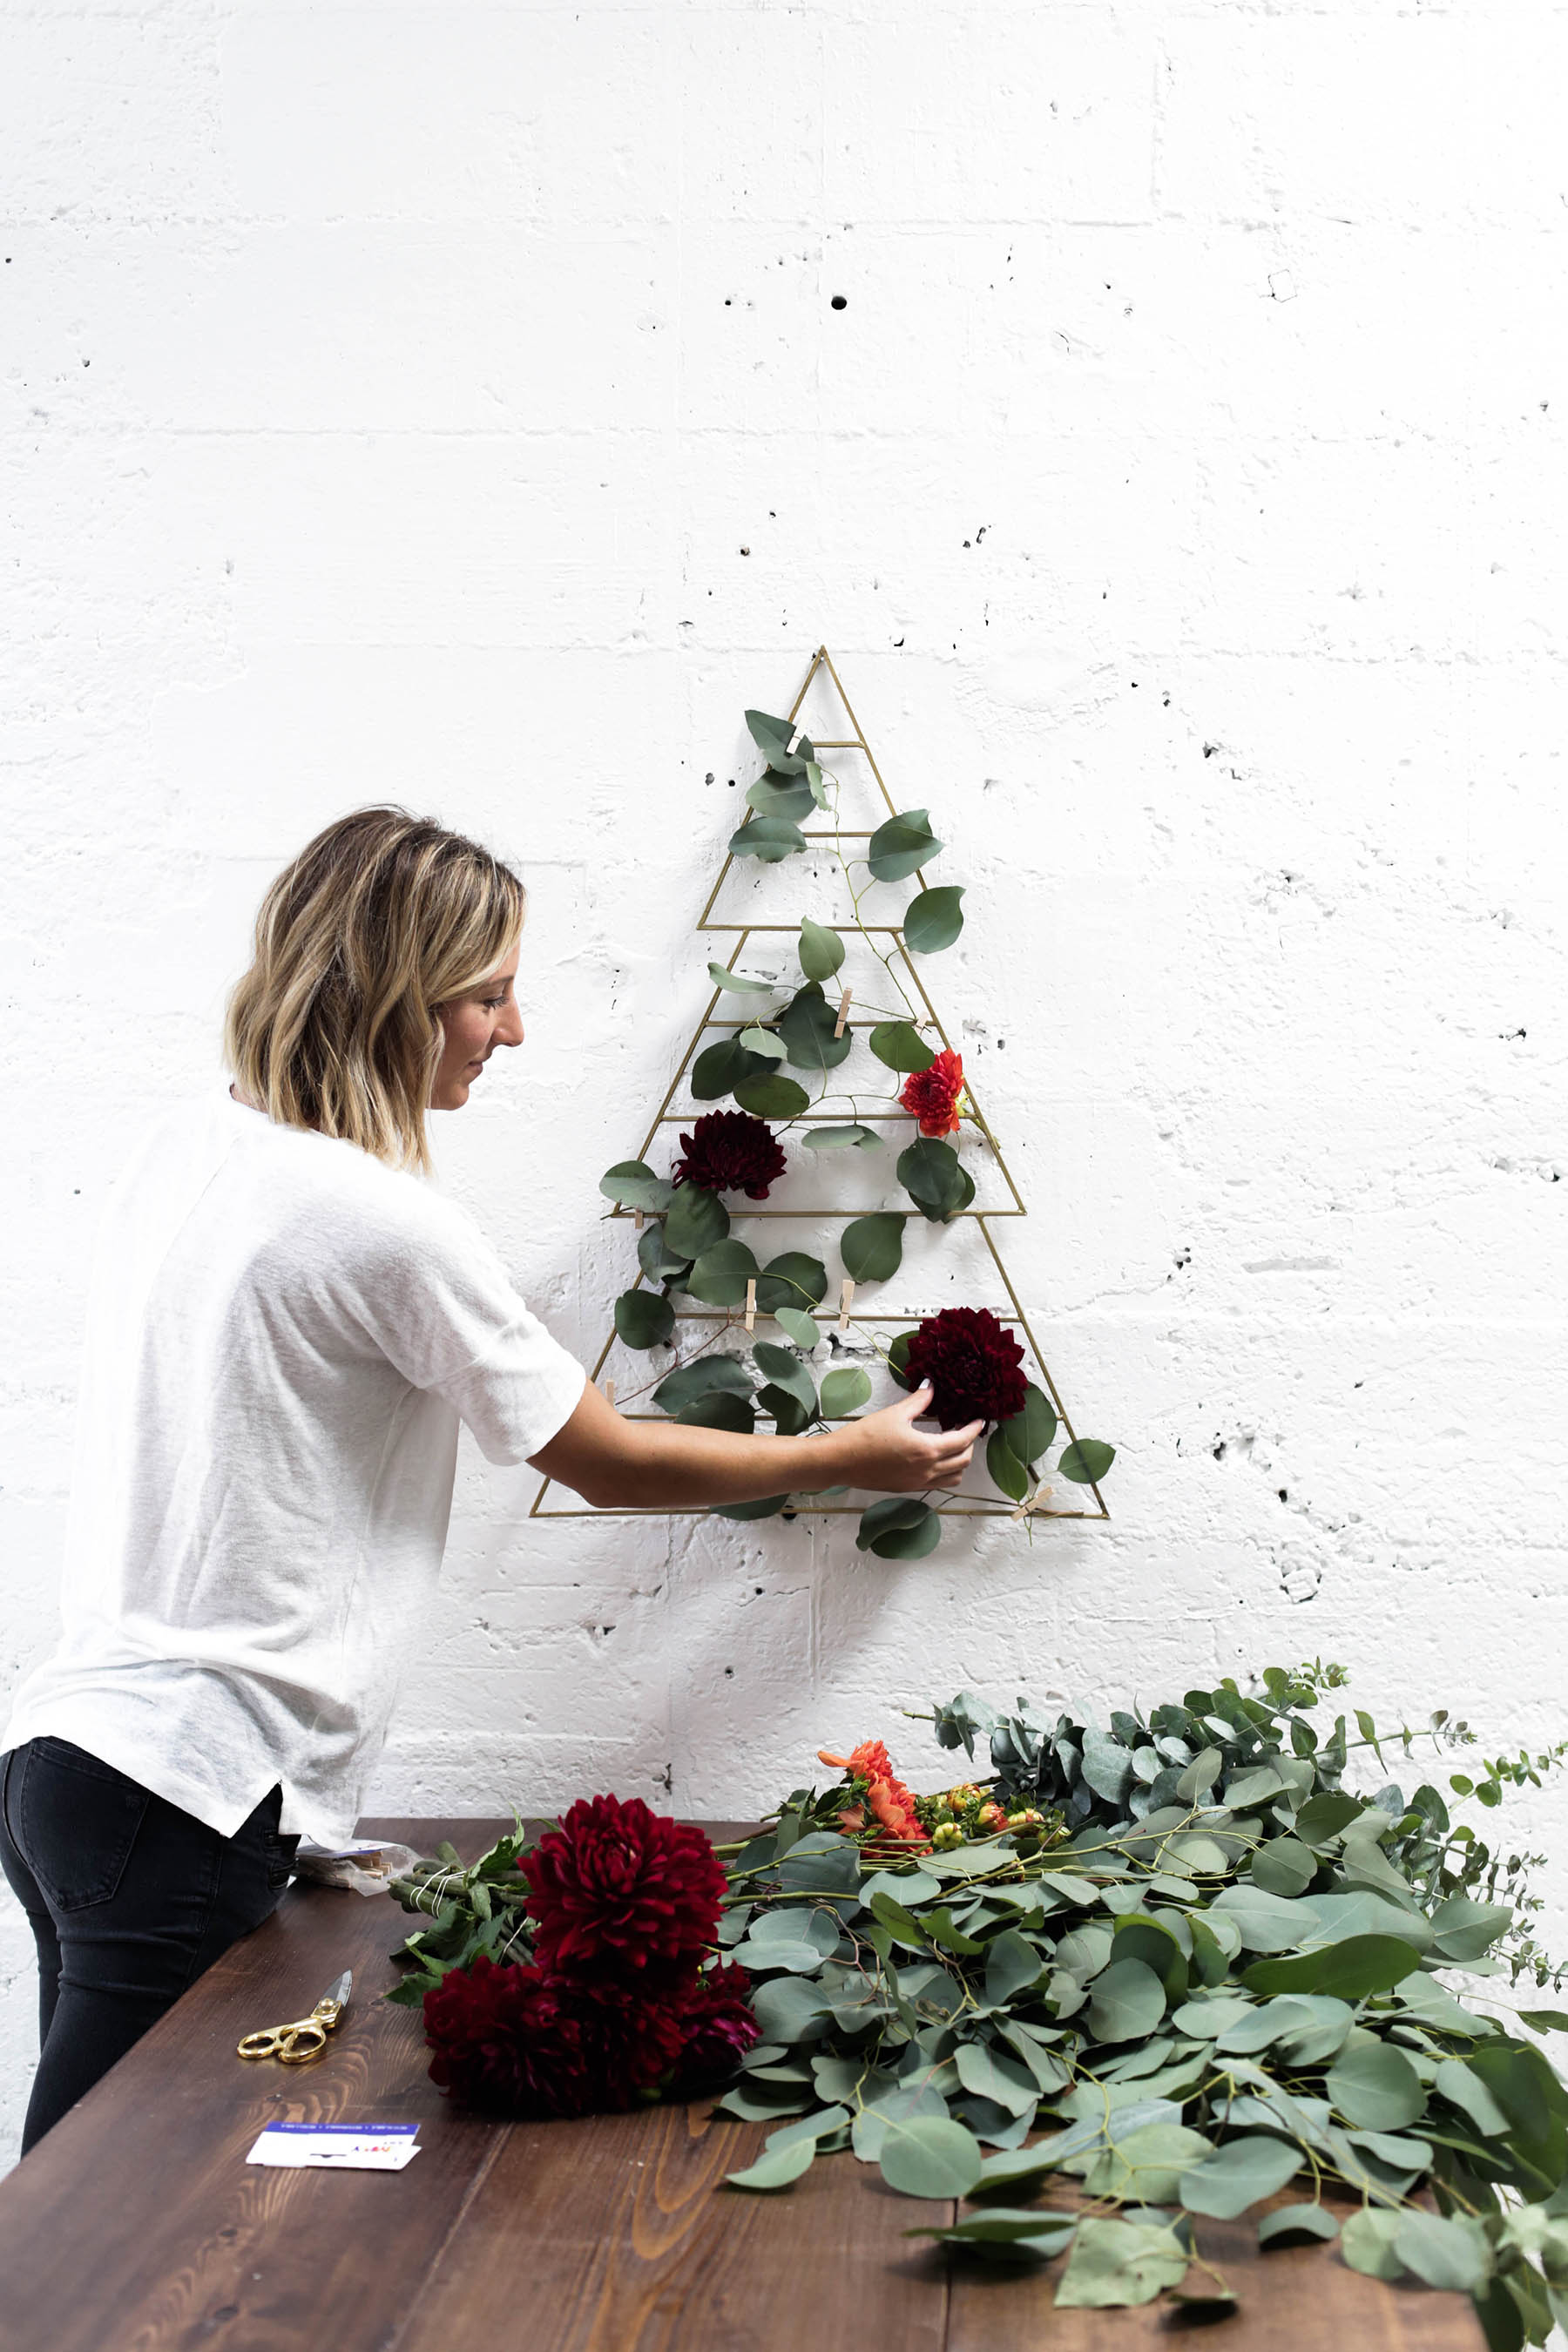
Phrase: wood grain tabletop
[{"left": 0, "top": 1817, "right": 1484, "bottom": 2352}]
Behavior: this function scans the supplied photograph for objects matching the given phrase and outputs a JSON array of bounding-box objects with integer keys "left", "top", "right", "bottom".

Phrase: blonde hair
[{"left": 225, "top": 807, "right": 525, "bottom": 1173}]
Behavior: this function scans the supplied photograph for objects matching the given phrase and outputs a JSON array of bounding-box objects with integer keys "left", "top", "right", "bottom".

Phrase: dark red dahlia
[
  {"left": 668, "top": 1961, "right": 760, "bottom": 2095},
  {"left": 903, "top": 1305, "right": 1028, "bottom": 1431},
  {"left": 900, "top": 1047, "right": 964, "bottom": 1138},
  {"left": 422, "top": 1956, "right": 595, "bottom": 2118},
  {"left": 672, "top": 1110, "right": 787, "bottom": 1200},
  {"left": 523, "top": 1794, "right": 727, "bottom": 1987},
  {"left": 560, "top": 1977, "right": 691, "bottom": 2111}
]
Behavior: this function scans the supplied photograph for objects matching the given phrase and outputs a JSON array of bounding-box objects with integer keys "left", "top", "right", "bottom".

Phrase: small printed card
[{"left": 246, "top": 2122, "right": 421, "bottom": 2172}]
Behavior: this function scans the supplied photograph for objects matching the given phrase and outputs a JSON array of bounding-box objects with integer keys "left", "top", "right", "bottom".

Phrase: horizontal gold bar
[
  {"left": 622, "top": 1308, "right": 1025, "bottom": 1326},
  {"left": 531, "top": 1504, "right": 1107, "bottom": 1521},
  {"left": 652, "top": 1111, "right": 944, "bottom": 1124},
  {"left": 700, "top": 924, "right": 907, "bottom": 935},
  {"left": 607, "top": 1205, "right": 1023, "bottom": 1219}
]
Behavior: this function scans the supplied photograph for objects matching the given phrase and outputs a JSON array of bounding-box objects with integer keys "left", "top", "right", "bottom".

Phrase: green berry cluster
[{"left": 912, "top": 1781, "right": 1064, "bottom": 1855}]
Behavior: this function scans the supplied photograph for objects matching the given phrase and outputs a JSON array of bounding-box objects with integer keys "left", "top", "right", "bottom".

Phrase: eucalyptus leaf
[
  {"left": 753, "top": 1341, "right": 818, "bottom": 1419},
  {"left": 902, "top": 885, "right": 966, "bottom": 955},
  {"left": 1084, "top": 2122, "right": 1213, "bottom": 2206},
  {"left": 897, "top": 1136, "right": 975, "bottom": 1223},
  {"left": 747, "top": 770, "right": 815, "bottom": 821},
  {"left": 674, "top": 1391, "right": 755, "bottom": 1433},
  {"left": 867, "top": 808, "right": 943, "bottom": 884},
  {"left": 706, "top": 963, "right": 777, "bottom": 996},
  {"left": 638, "top": 1221, "right": 690, "bottom": 1285},
  {"left": 868, "top": 1021, "right": 937, "bottom": 1074},
  {"left": 1393, "top": 2211, "right": 1490, "bottom": 2294},
  {"left": 841, "top": 1213, "right": 906, "bottom": 1284},
  {"left": 803, "top": 1124, "right": 882, "bottom": 1151},
  {"left": 737, "top": 1024, "right": 787, "bottom": 1062},
  {"left": 1241, "top": 1933, "right": 1423, "bottom": 2002},
  {"left": 774, "top": 1308, "right": 821, "bottom": 1348},
  {"left": 1179, "top": 2134, "right": 1303, "bottom": 2219},
  {"left": 868, "top": 1507, "right": 942, "bottom": 1561},
  {"left": 878, "top": 2115, "right": 983, "bottom": 2199},
  {"left": 1324, "top": 2042, "right": 1426, "bottom": 2132},
  {"left": 1339, "top": 2208, "right": 1406, "bottom": 2281},
  {"left": 987, "top": 1430, "right": 1030, "bottom": 1504},
  {"left": 663, "top": 1185, "right": 730, "bottom": 1260},
  {"left": 754, "top": 1251, "right": 829, "bottom": 1313},
  {"left": 759, "top": 1382, "right": 810, "bottom": 1436},
  {"left": 1258, "top": 2203, "right": 1340, "bottom": 2250},
  {"left": 820, "top": 1366, "right": 872, "bottom": 1417},
  {"left": 652, "top": 1354, "right": 754, "bottom": 1412},
  {"left": 613, "top": 1288, "right": 674, "bottom": 1349},
  {"left": 723, "top": 2139, "right": 818, "bottom": 2192},
  {"left": 777, "top": 983, "right": 853, "bottom": 1073},
  {"left": 730, "top": 814, "right": 807, "bottom": 862},
  {"left": 997, "top": 1383, "right": 1058, "bottom": 1469},
  {"left": 797, "top": 916, "right": 846, "bottom": 982},
  {"left": 955, "top": 2044, "right": 1039, "bottom": 2119},
  {"left": 744, "top": 708, "right": 811, "bottom": 774},
  {"left": 1087, "top": 1958, "right": 1167, "bottom": 2044},
  {"left": 686, "top": 1239, "right": 760, "bottom": 1308},
  {"left": 598, "top": 1160, "right": 674, "bottom": 1213},
  {"left": 1053, "top": 2216, "right": 1189, "bottom": 2309},
  {"left": 733, "top": 1072, "right": 812, "bottom": 1120},
  {"left": 1058, "top": 1439, "right": 1116, "bottom": 1485},
  {"left": 692, "top": 1037, "right": 774, "bottom": 1102}
]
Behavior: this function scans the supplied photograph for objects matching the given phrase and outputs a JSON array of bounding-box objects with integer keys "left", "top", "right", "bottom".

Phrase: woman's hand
[{"left": 830, "top": 1383, "right": 983, "bottom": 1493}]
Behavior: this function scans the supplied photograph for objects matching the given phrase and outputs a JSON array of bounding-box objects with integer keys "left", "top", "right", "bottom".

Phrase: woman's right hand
[{"left": 833, "top": 1383, "right": 983, "bottom": 1493}]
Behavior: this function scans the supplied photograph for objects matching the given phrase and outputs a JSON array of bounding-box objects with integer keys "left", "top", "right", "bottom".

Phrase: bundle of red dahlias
[{"left": 421, "top": 1794, "right": 758, "bottom": 2119}]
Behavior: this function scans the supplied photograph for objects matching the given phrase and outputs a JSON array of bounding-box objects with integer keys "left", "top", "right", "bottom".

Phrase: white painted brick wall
[{"left": 3, "top": 0, "right": 1565, "bottom": 2179}]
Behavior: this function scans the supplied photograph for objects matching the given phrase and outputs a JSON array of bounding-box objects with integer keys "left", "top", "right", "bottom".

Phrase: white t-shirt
[{"left": 2, "top": 1089, "right": 586, "bottom": 1844}]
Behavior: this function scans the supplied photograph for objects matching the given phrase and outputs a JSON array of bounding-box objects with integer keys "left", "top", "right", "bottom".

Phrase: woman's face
[{"left": 430, "top": 943, "right": 524, "bottom": 1110}]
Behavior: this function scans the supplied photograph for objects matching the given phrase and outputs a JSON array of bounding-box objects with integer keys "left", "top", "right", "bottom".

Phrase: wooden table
[{"left": 0, "top": 1818, "right": 1484, "bottom": 2351}]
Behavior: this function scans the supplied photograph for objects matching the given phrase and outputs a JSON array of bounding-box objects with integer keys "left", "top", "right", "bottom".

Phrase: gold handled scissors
[{"left": 237, "top": 1970, "right": 353, "bottom": 2064}]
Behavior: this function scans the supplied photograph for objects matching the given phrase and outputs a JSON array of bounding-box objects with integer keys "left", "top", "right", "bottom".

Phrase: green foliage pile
[
  {"left": 596, "top": 706, "right": 1113, "bottom": 1557},
  {"left": 715, "top": 1666, "right": 1568, "bottom": 2342}
]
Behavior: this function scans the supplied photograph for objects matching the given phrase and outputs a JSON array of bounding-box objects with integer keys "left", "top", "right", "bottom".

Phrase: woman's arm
[{"left": 530, "top": 1380, "right": 981, "bottom": 1511}]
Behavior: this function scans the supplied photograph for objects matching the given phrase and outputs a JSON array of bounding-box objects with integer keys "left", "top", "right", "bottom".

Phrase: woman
[{"left": 0, "top": 808, "right": 977, "bottom": 2154}]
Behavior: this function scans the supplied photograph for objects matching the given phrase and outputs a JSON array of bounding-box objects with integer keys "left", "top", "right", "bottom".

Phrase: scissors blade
[{"left": 321, "top": 1970, "right": 353, "bottom": 2009}]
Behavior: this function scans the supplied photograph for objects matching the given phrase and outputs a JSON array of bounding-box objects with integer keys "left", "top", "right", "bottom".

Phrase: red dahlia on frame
[
  {"left": 904, "top": 1305, "right": 1027, "bottom": 1431},
  {"left": 899, "top": 1048, "right": 964, "bottom": 1138},
  {"left": 672, "top": 1110, "right": 787, "bottom": 1200},
  {"left": 523, "top": 1793, "right": 727, "bottom": 1988}
]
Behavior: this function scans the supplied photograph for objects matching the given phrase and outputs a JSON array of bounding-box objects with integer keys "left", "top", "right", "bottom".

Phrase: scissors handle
[{"left": 236, "top": 2019, "right": 329, "bottom": 2064}]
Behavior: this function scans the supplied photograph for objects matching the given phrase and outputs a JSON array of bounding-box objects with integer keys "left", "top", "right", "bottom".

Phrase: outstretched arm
[{"left": 529, "top": 1380, "right": 981, "bottom": 1511}]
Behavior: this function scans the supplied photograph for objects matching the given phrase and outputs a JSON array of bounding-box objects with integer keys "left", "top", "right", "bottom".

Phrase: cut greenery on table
[
  {"left": 389, "top": 1661, "right": 1568, "bottom": 2345},
  {"left": 581, "top": 668, "right": 1115, "bottom": 1557}
]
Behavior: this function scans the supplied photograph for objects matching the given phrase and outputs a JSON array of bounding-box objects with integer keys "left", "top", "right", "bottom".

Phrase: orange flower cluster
[
  {"left": 817, "top": 1737, "right": 929, "bottom": 1849},
  {"left": 899, "top": 1047, "right": 964, "bottom": 1138}
]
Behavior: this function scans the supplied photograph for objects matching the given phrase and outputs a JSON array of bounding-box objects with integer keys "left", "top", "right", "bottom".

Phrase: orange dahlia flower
[
  {"left": 900, "top": 1048, "right": 964, "bottom": 1138},
  {"left": 818, "top": 1738, "right": 928, "bottom": 1847}
]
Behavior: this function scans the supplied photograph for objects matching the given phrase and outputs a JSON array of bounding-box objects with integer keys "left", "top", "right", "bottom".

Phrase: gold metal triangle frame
[{"left": 531, "top": 646, "right": 1111, "bottom": 1527}]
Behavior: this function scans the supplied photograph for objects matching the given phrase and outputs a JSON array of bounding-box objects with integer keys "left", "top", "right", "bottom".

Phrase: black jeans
[{"left": 0, "top": 1738, "right": 298, "bottom": 2154}]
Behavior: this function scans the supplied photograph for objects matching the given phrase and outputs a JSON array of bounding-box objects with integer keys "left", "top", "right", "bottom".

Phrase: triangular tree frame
[{"left": 531, "top": 645, "right": 1111, "bottom": 1526}]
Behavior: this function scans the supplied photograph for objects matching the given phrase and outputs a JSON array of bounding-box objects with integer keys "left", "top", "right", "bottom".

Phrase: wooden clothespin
[
  {"left": 745, "top": 1277, "right": 757, "bottom": 1333},
  {"left": 634, "top": 1208, "right": 645, "bottom": 1232},
  {"left": 786, "top": 726, "right": 804, "bottom": 758},
  {"left": 834, "top": 985, "right": 853, "bottom": 1038},
  {"left": 602, "top": 1377, "right": 617, "bottom": 1409},
  {"left": 838, "top": 1276, "right": 855, "bottom": 1333},
  {"left": 1009, "top": 1484, "right": 1052, "bottom": 1523}
]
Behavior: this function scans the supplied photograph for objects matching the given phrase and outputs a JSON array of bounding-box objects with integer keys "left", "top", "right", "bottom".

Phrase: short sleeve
[{"left": 339, "top": 1180, "right": 586, "bottom": 1464}]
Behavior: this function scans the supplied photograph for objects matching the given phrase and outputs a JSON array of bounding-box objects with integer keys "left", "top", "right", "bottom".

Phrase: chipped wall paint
[{"left": 3, "top": 2, "right": 1566, "bottom": 2168}]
